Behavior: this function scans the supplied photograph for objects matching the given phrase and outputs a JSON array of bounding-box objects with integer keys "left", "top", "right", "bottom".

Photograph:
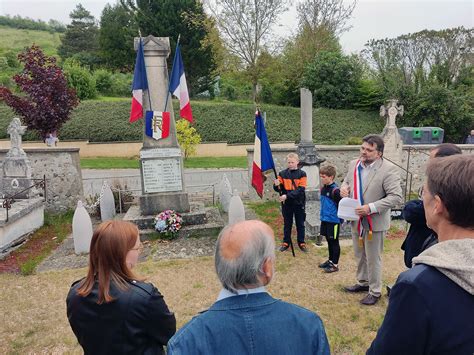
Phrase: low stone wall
[
  {"left": 0, "top": 198, "right": 44, "bottom": 251},
  {"left": 247, "top": 144, "right": 474, "bottom": 200},
  {"left": 0, "top": 140, "right": 295, "bottom": 158},
  {"left": 0, "top": 148, "right": 84, "bottom": 212}
]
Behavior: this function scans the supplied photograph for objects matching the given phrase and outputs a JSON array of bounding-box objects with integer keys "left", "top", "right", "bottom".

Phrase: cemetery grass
[
  {"left": 80, "top": 156, "right": 248, "bottom": 169},
  {"left": 0, "top": 212, "right": 72, "bottom": 275},
  {"left": 0, "top": 202, "right": 406, "bottom": 354},
  {"left": 0, "top": 25, "right": 61, "bottom": 57}
]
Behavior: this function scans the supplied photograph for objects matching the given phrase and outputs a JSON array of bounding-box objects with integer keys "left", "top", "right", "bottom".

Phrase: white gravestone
[
  {"left": 218, "top": 174, "right": 233, "bottom": 213},
  {"left": 100, "top": 181, "right": 116, "bottom": 222},
  {"left": 228, "top": 190, "right": 245, "bottom": 225},
  {"left": 73, "top": 201, "right": 93, "bottom": 254}
]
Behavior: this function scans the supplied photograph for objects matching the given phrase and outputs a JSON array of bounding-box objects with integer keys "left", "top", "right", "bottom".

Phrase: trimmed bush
[
  {"left": 63, "top": 60, "right": 97, "bottom": 100},
  {"left": 110, "top": 73, "right": 132, "bottom": 97},
  {"left": 93, "top": 69, "right": 113, "bottom": 95},
  {"left": 0, "top": 100, "right": 383, "bottom": 144}
]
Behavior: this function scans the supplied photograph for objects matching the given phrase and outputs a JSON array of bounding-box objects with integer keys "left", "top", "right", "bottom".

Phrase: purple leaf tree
[{"left": 0, "top": 45, "right": 79, "bottom": 139}]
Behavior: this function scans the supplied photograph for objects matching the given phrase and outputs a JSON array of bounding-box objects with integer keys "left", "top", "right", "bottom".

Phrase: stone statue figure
[{"left": 6, "top": 117, "right": 27, "bottom": 158}]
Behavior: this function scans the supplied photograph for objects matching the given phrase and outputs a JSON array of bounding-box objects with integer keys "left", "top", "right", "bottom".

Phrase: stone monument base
[
  {"left": 139, "top": 191, "right": 190, "bottom": 215},
  {"left": 124, "top": 203, "right": 224, "bottom": 239}
]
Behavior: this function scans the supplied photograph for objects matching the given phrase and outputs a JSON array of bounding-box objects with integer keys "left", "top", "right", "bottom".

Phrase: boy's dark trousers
[
  {"left": 321, "top": 221, "right": 340, "bottom": 264},
  {"left": 282, "top": 203, "right": 305, "bottom": 244}
]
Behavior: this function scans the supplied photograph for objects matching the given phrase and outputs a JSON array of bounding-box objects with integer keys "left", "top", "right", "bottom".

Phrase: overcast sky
[{"left": 1, "top": 0, "right": 472, "bottom": 54}]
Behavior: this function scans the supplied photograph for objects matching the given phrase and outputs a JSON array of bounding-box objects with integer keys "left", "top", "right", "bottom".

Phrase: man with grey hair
[{"left": 167, "top": 220, "right": 330, "bottom": 354}]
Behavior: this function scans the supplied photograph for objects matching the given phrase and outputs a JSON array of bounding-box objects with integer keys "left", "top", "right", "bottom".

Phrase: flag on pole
[
  {"left": 129, "top": 39, "right": 148, "bottom": 123},
  {"left": 252, "top": 111, "right": 275, "bottom": 198},
  {"left": 145, "top": 111, "right": 170, "bottom": 140},
  {"left": 169, "top": 42, "right": 193, "bottom": 123}
]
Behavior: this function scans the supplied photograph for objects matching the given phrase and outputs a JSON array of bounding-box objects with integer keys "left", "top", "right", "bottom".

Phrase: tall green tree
[
  {"left": 121, "top": 0, "right": 217, "bottom": 95},
  {"left": 407, "top": 84, "right": 473, "bottom": 143},
  {"left": 302, "top": 51, "right": 361, "bottom": 109},
  {"left": 58, "top": 4, "right": 101, "bottom": 68},
  {"left": 277, "top": 0, "right": 356, "bottom": 106},
  {"left": 99, "top": 3, "right": 138, "bottom": 72}
]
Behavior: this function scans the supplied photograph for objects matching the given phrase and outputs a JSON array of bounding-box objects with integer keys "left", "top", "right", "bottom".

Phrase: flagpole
[
  {"left": 139, "top": 36, "right": 153, "bottom": 112},
  {"left": 256, "top": 108, "right": 295, "bottom": 258},
  {"left": 164, "top": 34, "right": 181, "bottom": 112}
]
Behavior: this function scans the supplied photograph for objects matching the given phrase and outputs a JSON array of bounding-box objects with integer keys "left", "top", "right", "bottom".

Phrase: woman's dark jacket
[{"left": 66, "top": 278, "right": 176, "bottom": 355}]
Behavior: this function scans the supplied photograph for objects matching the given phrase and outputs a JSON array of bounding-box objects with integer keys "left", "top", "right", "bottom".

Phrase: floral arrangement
[{"left": 154, "top": 210, "right": 183, "bottom": 238}]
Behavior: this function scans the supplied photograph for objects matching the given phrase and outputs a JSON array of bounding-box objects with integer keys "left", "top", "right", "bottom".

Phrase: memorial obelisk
[
  {"left": 137, "top": 36, "right": 190, "bottom": 214},
  {"left": 297, "top": 88, "right": 325, "bottom": 200}
]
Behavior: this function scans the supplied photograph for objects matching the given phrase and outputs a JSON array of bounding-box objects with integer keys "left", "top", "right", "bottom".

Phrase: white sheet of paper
[{"left": 337, "top": 198, "right": 361, "bottom": 221}]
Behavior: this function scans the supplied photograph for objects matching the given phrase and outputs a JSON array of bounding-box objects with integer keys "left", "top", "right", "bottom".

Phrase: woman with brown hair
[{"left": 66, "top": 220, "right": 176, "bottom": 354}]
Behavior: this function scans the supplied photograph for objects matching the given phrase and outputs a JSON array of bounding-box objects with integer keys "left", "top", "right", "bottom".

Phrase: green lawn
[{"left": 80, "top": 156, "right": 248, "bottom": 169}]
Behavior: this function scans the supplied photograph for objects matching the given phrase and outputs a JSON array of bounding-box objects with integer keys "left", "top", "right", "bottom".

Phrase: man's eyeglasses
[{"left": 418, "top": 186, "right": 424, "bottom": 200}]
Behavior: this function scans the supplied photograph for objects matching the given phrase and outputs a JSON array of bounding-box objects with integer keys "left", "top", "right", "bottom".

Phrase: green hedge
[{"left": 0, "top": 99, "right": 383, "bottom": 144}]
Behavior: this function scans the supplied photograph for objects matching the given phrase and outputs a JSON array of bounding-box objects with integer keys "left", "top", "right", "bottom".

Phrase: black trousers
[
  {"left": 282, "top": 203, "right": 306, "bottom": 244},
  {"left": 320, "top": 221, "right": 341, "bottom": 264}
]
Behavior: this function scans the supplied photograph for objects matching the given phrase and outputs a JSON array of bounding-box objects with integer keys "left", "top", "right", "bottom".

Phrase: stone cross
[
  {"left": 7, "top": 117, "right": 27, "bottom": 158},
  {"left": 380, "top": 99, "right": 403, "bottom": 166},
  {"left": 380, "top": 99, "right": 404, "bottom": 130},
  {"left": 1, "top": 118, "right": 32, "bottom": 198}
]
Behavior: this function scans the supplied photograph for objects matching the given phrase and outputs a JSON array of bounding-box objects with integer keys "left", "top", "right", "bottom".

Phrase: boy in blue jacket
[{"left": 318, "top": 165, "right": 342, "bottom": 273}]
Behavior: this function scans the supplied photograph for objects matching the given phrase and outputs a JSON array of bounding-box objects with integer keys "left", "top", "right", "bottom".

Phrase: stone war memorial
[{"left": 124, "top": 36, "right": 224, "bottom": 237}]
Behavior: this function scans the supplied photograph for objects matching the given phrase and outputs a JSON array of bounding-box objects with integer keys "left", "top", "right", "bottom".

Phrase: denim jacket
[{"left": 167, "top": 292, "right": 330, "bottom": 355}]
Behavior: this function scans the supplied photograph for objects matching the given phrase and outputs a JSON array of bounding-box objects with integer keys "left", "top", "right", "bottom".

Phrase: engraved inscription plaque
[
  {"left": 140, "top": 147, "right": 181, "bottom": 159},
  {"left": 142, "top": 158, "right": 182, "bottom": 193}
]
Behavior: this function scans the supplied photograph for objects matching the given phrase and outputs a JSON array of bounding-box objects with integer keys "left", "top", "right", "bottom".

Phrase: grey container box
[{"left": 398, "top": 127, "right": 444, "bottom": 144}]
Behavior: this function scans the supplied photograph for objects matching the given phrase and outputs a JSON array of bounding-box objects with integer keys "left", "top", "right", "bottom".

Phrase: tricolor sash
[{"left": 353, "top": 160, "right": 373, "bottom": 246}]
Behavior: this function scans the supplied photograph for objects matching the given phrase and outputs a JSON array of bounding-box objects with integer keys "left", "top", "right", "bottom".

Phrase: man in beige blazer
[{"left": 341, "top": 135, "right": 403, "bottom": 305}]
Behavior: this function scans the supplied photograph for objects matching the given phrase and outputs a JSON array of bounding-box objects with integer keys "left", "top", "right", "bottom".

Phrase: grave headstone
[
  {"left": 218, "top": 173, "right": 232, "bottom": 212},
  {"left": 1, "top": 118, "right": 32, "bottom": 198},
  {"left": 228, "top": 190, "right": 245, "bottom": 225},
  {"left": 72, "top": 200, "right": 93, "bottom": 254},
  {"left": 100, "top": 181, "right": 116, "bottom": 221}
]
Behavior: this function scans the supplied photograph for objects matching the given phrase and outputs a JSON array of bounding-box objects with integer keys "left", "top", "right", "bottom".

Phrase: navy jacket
[
  {"left": 67, "top": 279, "right": 176, "bottom": 355},
  {"left": 168, "top": 292, "right": 330, "bottom": 355},
  {"left": 367, "top": 265, "right": 474, "bottom": 355},
  {"left": 401, "top": 199, "right": 437, "bottom": 267}
]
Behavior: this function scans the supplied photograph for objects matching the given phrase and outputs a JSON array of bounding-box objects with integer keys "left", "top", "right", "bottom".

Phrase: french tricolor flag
[
  {"left": 129, "top": 39, "right": 148, "bottom": 123},
  {"left": 251, "top": 111, "right": 275, "bottom": 198},
  {"left": 169, "top": 42, "right": 193, "bottom": 123}
]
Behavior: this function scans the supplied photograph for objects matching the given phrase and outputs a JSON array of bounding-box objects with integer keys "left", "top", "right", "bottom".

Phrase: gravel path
[{"left": 37, "top": 208, "right": 258, "bottom": 272}]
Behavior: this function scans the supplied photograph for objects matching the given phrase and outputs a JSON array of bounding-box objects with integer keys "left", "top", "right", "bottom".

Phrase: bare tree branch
[
  {"left": 206, "top": 0, "right": 288, "bottom": 100},
  {"left": 296, "top": 0, "right": 357, "bottom": 37}
]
